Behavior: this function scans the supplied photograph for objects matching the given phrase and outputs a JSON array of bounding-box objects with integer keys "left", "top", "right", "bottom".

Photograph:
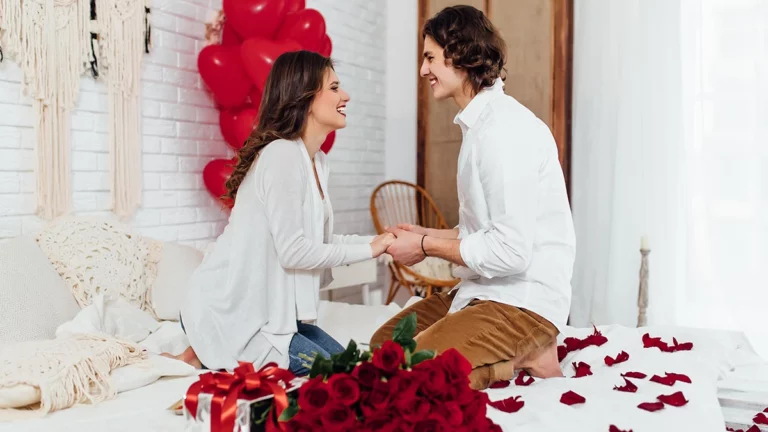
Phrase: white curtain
[{"left": 570, "top": 0, "right": 768, "bottom": 354}]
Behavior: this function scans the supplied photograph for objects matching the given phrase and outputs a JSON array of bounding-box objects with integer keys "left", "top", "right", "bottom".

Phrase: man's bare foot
[
  {"left": 160, "top": 346, "right": 203, "bottom": 369},
  {"left": 517, "top": 341, "right": 563, "bottom": 378}
]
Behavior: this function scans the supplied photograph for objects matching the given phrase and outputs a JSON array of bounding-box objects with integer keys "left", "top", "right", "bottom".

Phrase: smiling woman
[{"left": 171, "top": 50, "right": 396, "bottom": 376}]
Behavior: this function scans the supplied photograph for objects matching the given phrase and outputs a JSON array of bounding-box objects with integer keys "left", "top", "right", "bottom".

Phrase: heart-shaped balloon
[
  {"left": 219, "top": 107, "right": 258, "bottom": 151},
  {"left": 284, "top": 0, "right": 305, "bottom": 14},
  {"left": 276, "top": 9, "right": 326, "bottom": 53},
  {"left": 240, "top": 37, "right": 302, "bottom": 91},
  {"left": 223, "top": 0, "right": 287, "bottom": 40},
  {"left": 203, "top": 158, "right": 236, "bottom": 208},
  {"left": 318, "top": 34, "right": 332, "bottom": 57},
  {"left": 249, "top": 87, "right": 263, "bottom": 108},
  {"left": 198, "top": 45, "right": 252, "bottom": 108},
  {"left": 221, "top": 23, "right": 242, "bottom": 46},
  {"left": 320, "top": 131, "right": 335, "bottom": 153}
]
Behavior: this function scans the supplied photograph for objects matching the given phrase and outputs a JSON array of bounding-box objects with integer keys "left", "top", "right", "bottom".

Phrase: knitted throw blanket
[{"left": 0, "top": 334, "right": 145, "bottom": 420}]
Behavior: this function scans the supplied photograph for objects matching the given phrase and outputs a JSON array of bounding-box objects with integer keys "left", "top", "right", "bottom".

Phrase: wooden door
[{"left": 417, "top": 0, "right": 573, "bottom": 227}]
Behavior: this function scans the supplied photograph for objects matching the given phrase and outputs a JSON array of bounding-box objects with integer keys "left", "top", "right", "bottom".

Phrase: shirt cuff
[
  {"left": 347, "top": 243, "right": 374, "bottom": 262},
  {"left": 459, "top": 232, "right": 485, "bottom": 276}
]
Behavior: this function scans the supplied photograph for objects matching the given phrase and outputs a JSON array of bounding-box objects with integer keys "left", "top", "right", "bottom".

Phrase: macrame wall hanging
[{"left": 0, "top": 0, "right": 151, "bottom": 219}]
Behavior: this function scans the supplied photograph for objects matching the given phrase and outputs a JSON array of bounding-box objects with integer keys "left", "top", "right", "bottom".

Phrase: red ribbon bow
[{"left": 185, "top": 362, "right": 296, "bottom": 432}]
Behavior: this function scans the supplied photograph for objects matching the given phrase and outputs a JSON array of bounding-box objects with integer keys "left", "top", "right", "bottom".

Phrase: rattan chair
[{"left": 370, "top": 180, "right": 460, "bottom": 304}]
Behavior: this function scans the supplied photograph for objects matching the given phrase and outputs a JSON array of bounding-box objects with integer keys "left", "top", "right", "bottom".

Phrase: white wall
[
  {"left": 384, "top": 0, "right": 418, "bottom": 184},
  {"left": 0, "top": 0, "right": 389, "bottom": 250}
]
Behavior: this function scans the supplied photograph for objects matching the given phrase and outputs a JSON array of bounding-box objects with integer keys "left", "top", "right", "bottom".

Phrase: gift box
[{"left": 183, "top": 362, "right": 304, "bottom": 432}]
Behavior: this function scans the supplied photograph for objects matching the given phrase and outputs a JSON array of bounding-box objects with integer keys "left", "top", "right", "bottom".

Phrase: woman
[{"left": 173, "top": 51, "right": 395, "bottom": 375}]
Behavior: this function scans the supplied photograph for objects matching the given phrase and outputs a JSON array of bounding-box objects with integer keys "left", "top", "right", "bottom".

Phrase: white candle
[{"left": 641, "top": 235, "right": 649, "bottom": 250}]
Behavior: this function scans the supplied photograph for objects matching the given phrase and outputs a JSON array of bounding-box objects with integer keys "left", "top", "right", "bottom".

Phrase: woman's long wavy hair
[{"left": 224, "top": 50, "right": 334, "bottom": 201}]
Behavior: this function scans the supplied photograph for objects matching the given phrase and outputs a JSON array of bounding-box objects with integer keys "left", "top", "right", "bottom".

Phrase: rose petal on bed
[
  {"left": 560, "top": 390, "right": 586, "bottom": 406},
  {"left": 563, "top": 337, "right": 583, "bottom": 352},
  {"left": 671, "top": 337, "right": 694, "bottom": 352},
  {"left": 585, "top": 325, "right": 608, "bottom": 347},
  {"left": 746, "top": 426, "right": 762, "bottom": 432},
  {"left": 637, "top": 401, "right": 665, "bottom": 412},
  {"left": 605, "top": 351, "right": 630, "bottom": 366},
  {"left": 753, "top": 412, "right": 768, "bottom": 425},
  {"left": 489, "top": 380, "right": 511, "bottom": 389},
  {"left": 650, "top": 374, "right": 676, "bottom": 386},
  {"left": 666, "top": 372, "right": 692, "bottom": 383},
  {"left": 764, "top": 407, "right": 768, "bottom": 413},
  {"left": 642, "top": 333, "right": 662, "bottom": 348},
  {"left": 572, "top": 361, "right": 593, "bottom": 378},
  {"left": 613, "top": 377, "right": 638, "bottom": 393},
  {"left": 622, "top": 371, "right": 647, "bottom": 379},
  {"left": 488, "top": 395, "right": 525, "bottom": 413},
  {"left": 558, "top": 344, "right": 568, "bottom": 362},
  {"left": 657, "top": 391, "right": 689, "bottom": 407},
  {"left": 609, "top": 426, "right": 633, "bottom": 432},
  {"left": 514, "top": 370, "right": 534, "bottom": 386}
]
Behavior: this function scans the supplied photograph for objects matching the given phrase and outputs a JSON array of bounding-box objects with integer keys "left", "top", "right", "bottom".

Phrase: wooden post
[{"left": 637, "top": 247, "right": 650, "bottom": 327}]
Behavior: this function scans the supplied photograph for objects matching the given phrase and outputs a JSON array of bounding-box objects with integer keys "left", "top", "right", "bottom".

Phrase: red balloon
[
  {"left": 284, "top": 0, "right": 305, "bottom": 14},
  {"left": 240, "top": 37, "right": 302, "bottom": 91},
  {"left": 318, "top": 34, "right": 332, "bottom": 57},
  {"left": 223, "top": 0, "right": 287, "bottom": 40},
  {"left": 219, "top": 107, "right": 258, "bottom": 151},
  {"left": 276, "top": 9, "right": 326, "bottom": 53},
  {"left": 249, "top": 87, "right": 263, "bottom": 108},
  {"left": 198, "top": 45, "right": 252, "bottom": 108},
  {"left": 320, "top": 131, "right": 335, "bottom": 153},
  {"left": 221, "top": 24, "right": 241, "bottom": 46},
  {"left": 203, "top": 158, "right": 236, "bottom": 208}
]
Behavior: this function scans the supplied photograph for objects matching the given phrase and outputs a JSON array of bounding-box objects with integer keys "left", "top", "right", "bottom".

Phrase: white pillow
[
  {"left": 150, "top": 243, "right": 203, "bottom": 321},
  {"left": 0, "top": 235, "right": 81, "bottom": 343}
]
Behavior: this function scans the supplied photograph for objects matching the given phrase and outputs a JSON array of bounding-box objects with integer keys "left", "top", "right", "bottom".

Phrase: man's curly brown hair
[{"left": 422, "top": 5, "right": 506, "bottom": 95}]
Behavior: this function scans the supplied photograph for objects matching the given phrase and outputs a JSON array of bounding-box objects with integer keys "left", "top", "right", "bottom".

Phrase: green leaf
[
  {"left": 410, "top": 350, "right": 436, "bottom": 367},
  {"left": 309, "top": 354, "right": 330, "bottom": 379},
  {"left": 392, "top": 313, "right": 417, "bottom": 342},
  {"left": 277, "top": 399, "right": 299, "bottom": 422},
  {"left": 360, "top": 351, "right": 372, "bottom": 362},
  {"left": 338, "top": 340, "right": 357, "bottom": 365}
]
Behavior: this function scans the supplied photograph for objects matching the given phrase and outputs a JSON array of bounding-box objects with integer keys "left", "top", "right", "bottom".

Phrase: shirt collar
[{"left": 454, "top": 78, "right": 504, "bottom": 130}]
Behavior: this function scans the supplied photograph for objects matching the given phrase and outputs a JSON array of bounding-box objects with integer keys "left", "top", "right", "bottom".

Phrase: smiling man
[{"left": 371, "top": 5, "right": 576, "bottom": 389}]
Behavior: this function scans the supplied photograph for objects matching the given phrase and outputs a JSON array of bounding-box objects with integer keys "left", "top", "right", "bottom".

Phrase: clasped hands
[{"left": 370, "top": 224, "right": 428, "bottom": 266}]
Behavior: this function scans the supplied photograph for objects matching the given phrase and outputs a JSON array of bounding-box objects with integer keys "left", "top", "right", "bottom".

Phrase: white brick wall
[{"left": 0, "top": 0, "right": 388, "bottom": 260}]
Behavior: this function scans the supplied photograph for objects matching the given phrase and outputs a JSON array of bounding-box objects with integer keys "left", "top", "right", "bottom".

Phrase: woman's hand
[{"left": 370, "top": 232, "right": 396, "bottom": 257}]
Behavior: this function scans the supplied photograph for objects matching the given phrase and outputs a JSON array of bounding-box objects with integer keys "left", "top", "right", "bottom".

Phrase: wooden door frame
[{"left": 416, "top": 0, "right": 574, "bottom": 195}]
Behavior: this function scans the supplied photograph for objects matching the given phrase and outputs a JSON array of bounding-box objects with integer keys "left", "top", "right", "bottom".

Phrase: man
[{"left": 371, "top": 5, "right": 576, "bottom": 390}]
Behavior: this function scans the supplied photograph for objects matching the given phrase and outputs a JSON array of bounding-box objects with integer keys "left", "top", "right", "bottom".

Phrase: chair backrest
[{"left": 370, "top": 180, "right": 451, "bottom": 234}]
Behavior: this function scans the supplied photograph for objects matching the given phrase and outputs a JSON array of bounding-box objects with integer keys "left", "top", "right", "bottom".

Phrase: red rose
[
  {"left": 363, "top": 413, "right": 404, "bottom": 432},
  {"left": 437, "top": 401, "right": 464, "bottom": 426},
  {"left": 438, "top": 348, "right": 473, "bottom": 381},
  {"left": 327, "top": 374, "right": 360, "bottom": 406},
  {"left": 285, "top": 414, "right": 319, "bottom": 432},
  {"left": 352, "top": 361, "right": 381, "bottom": 388},
  {"left": 372, "top": 341, "right": 405, "bottom": 374},
  {"left": 389, "top": 370, "right": 423, "bottom": 400},
  {"left": 360, "top": 379, "right": 394, "bottom": 417},
  {"left": 320, "top": 403, "right": 358, "bottom": 431},
  {"left": 469, "top": 417, "right": 503, "bottom": 432},
  {"left": 413, "top": 414, "right": 450, "bottom": 432},
  {"left": 396, "top": 396, "right": 431, "bottom": 423},
  {"left": 414, "top": 359, "right": 448, "bottom": 398},
  {"left": 297, "top": 376, "right": 330, "bottom": 413},
  {"left": 461, "top": 393, "right": 490, "bottom": 428}
]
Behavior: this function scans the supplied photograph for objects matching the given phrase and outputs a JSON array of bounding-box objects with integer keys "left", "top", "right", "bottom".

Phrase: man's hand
[
  {"left": 370, "top": 233, "right": 396, "bottom": 258},
  {"left": 395, "top": 223, "right": 428, "bottom": 236},
  {"left": 384, "top": 227, "right": 426, "bottom": 266}
]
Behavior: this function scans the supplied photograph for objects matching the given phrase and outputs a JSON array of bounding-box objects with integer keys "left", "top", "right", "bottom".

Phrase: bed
[{"left": 1, "top": 301, "right": 766, "bottom": 432}]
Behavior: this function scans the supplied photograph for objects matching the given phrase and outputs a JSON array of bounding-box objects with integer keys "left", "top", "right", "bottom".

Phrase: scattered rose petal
[
  {"left": 638, "top": 401, "right": 665, "bottom": 412},
  {"left": 489, "top": 380, "right": 510, "bottom": 389},
  {"left": 560, "top": 390, "right": 586, "bottom": 406},
  {"left": 488, "top": 395, "right": 525, "bottom": 413},
  {"left": 514, "top": 370, "right": 534, "bottom": 386},
  {"left": 613, "top": 377, "right": 638, "bottom": 393},
  {"left": 622, "top": 371, "right": 647, "bottom": 379},
  {"left": 560, "top": 326, "right": 609, "bottom": 361},
  {"left": 609, "top": 426, "right": 633, "bottom": 432},
  {"left": 657, "top": 391, "right": 689, "bottom": 407},
  {"left": 572, "top": 362, "right": 593, "bottom": 378},
  {"left": 754, "top": 412, "right": 768, "bottom": 425},
  {"left": 764, "top": 407, "right": 768, "bottom": 413},
  {"left": 558, "top": 344, "right": 568, "bottom": 362},
  {"left": 650, "top": 372, "right": 691, "bottom": 386},
  {"left": 747, "top": 426, "right": 762, "bottom": 432},
  {"left": 643, "top": 333, "right": 693, "bottom": 353},
  {"left": 605, "top": 351, "right": 630, "bottom": 366}
]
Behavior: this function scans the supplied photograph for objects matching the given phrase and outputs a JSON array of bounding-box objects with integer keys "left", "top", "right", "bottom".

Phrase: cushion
[
  {"left": 0, "top": 235, "right": 81, "bottom": 343},
  {"left": 150, "top": 242, "right": 203, "bottom": 321}
]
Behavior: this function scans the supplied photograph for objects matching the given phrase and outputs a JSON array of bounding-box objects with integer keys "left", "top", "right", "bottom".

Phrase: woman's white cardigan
[{"left": 180, "top": 139, "right": 374, "bottom": 371}]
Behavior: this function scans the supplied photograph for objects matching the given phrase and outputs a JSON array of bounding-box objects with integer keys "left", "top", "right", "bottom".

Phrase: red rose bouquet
[{"left": 275, "top": 313, "right": 502, "bottom": 431}]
